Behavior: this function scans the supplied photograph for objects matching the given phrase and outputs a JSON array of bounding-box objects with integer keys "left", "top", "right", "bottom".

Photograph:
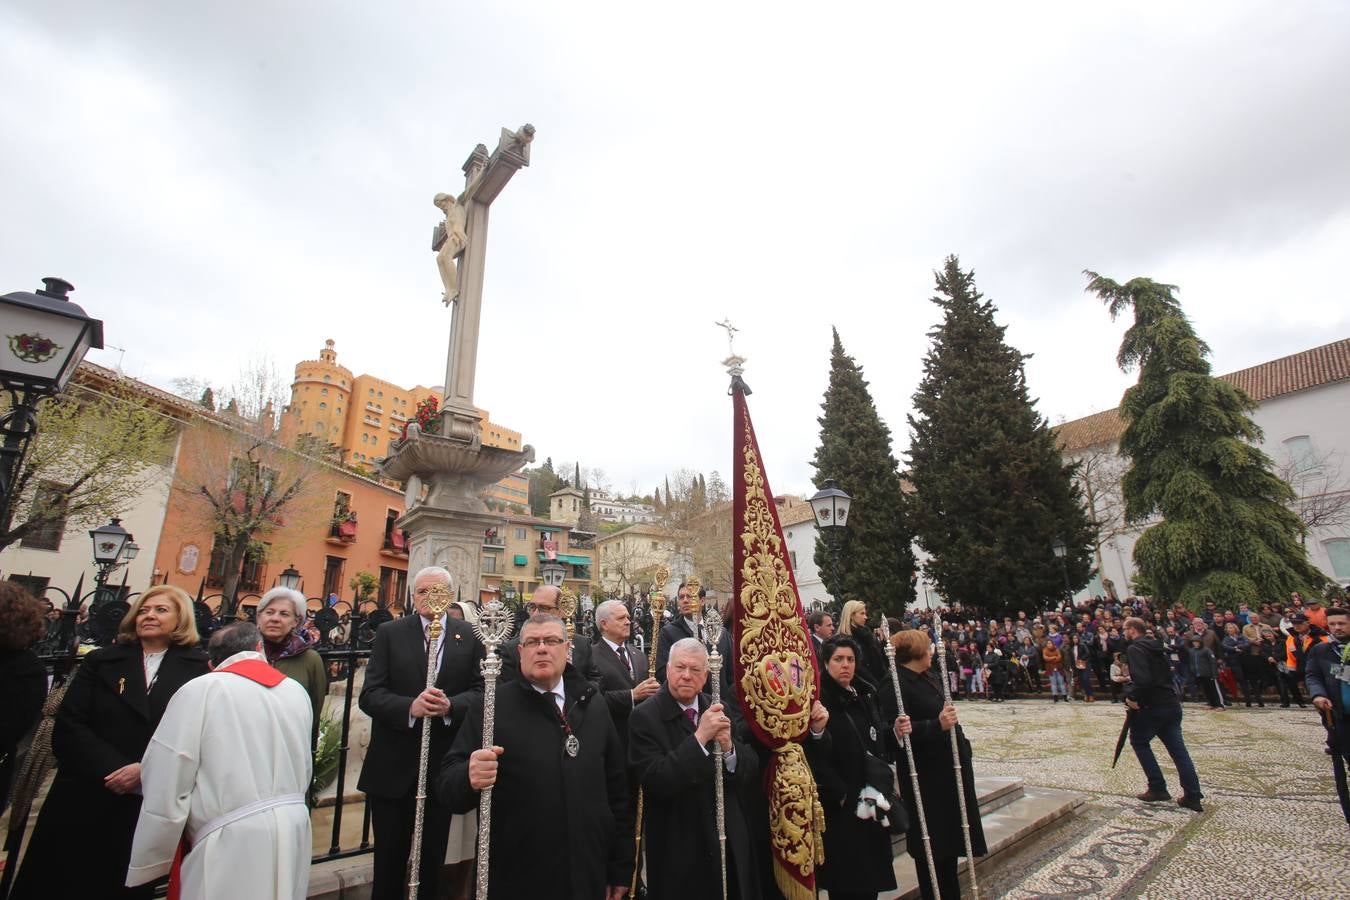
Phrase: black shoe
[
  {"left": 1137, "top": 790, "right": 1171, "bottom": 803},
  {"left": 1177, "top": 795, "right": 1203, "bottom": 812},
  {"left": 1280, "top": 703, "right": 1291, "bottom": 708}
]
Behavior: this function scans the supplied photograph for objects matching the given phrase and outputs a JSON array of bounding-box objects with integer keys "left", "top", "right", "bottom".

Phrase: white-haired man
[
  {"left": 591, "top": 599, "right": 661, "bottom": 751},
  {"left": 358, "top": 566, "right": 484, "bottom": 900},
  {"left": 629, "top": 637, "right": 761, "bottom": 899}
]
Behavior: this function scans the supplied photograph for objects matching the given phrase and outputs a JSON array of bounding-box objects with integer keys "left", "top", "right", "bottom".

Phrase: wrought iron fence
[{"left": 7, "top": 578, "right": 396, "bottom": 898}]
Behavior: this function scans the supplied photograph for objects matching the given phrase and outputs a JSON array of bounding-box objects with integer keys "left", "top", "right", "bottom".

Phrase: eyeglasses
[
  {"left": 525, "top": 602, "right": 558, "bottom": 614},
  {"left": 521, "top": 637, "right": 567, "bottom": 649}
]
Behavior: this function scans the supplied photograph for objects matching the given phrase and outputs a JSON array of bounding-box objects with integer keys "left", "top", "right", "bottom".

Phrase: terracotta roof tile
[{"left": 1055, "top": 338, "right": 1350, "bottom": 452}]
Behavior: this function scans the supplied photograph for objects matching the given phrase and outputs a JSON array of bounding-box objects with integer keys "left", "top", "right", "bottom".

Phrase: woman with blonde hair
[
  {"left": 838, "top": 598, "right": 885, "bottom": 687},
  {"left": 879, "top": 628, "right": 987, "bottom": 900},
  {"left": 13, "top": 585, "right": 209, "bottom": 899}
]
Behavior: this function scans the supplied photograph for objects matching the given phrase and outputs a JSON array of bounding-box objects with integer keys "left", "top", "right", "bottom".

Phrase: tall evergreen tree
[
  {"left": 812, "top": 328, "right": 915, "bottom": 617},
  {"left": 908, "top": 256, "right": 1094, "bottom": 617},
  {"left": 1086, "top": 271, "right": 1324, "bottom": 608},
  {"left": 199, "top": 387, "right": 216, "bottom": 411}
]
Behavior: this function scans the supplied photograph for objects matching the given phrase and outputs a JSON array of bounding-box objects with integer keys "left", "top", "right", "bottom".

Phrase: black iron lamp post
[
  {"left": 1051, "top": 537, "right": 1072, "bottom": 616},
  {"left": 90, "top": 517, "right": 134, "bottom": 603},
  {"left": 0, "top": 277, "right": 104, "bottom": 533},
  {"left": 808, "top": 479, "right": 852, "bottom": 612}
]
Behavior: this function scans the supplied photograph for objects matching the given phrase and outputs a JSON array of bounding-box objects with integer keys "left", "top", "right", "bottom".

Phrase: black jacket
[
  {"left": 653, "top": 616, "right": 733, "bottom": 694},
  {"left": 438, "top": 666, "right": 633, "bottom": 898},
  {"left": 357, "top": 613, "right": 484, "bottom": 799},
  {"left": 880, "top": 665, "right": 987, "bottom": 860},
  {"left": 12, "top": 641, "right": 209, "bottom": 900},
  {"left": 0, "top": 648, "right": 46, "bottom": 809},
  {"left": 1306, "top": 639, "right": 1348, "bottom": 732},
  {"left": 1125, "top": 637, "right": 1178, "bottom": 708},
  {"left": 628, "top": 687, "right": 761, "bottom": 900},
  {"left": 812, "top": 675, "right": 898, "bottom": 894},
  {"left": 590, "top": 636, "right": 649, "bottom": 752}
]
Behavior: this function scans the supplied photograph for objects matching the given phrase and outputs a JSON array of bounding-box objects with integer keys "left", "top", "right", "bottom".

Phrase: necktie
[
  {"left": 617, "top": 643, "right": 632, "bottom": 677},
  {"left": 684, "top": 707, "right": 698, "bottom": 728},
  {"left": 552, "top": 691, "right": 565, "bottom": 715}
]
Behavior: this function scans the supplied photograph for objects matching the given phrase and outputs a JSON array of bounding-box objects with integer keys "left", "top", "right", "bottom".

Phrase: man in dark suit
[
  {"left": 357, "top": 566, "right": 484, "bottom": 900},
  {"left": 654, "top": 584, "right": 703, "bottom": 683},
  {"left": 439, "top": 613, "right": 634, "bottom": 897},
  {"left": 591, "top": 599, "right": 660, "bottom": 751},
  {"left": 808, "top": 610, "right": 835, "bottom": 655},
  {"left": 629, "top": 637, "right": 761, "bottom": 899}
]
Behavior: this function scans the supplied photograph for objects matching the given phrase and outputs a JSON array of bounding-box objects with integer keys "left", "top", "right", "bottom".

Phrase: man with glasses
[
  {"left": 496, "top": 585, "right": 618, "bottom": 712},
  {"left": 358, "top": 566, "right": 485, "bottom": 900},
  {"left": 439, "top": 613, "right": 634, "bottom": 898}
]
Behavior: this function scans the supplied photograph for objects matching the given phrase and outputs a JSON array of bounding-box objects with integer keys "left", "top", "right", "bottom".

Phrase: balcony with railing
[{"left": 381, "top": 528, "right": 409, "bottom": 556}]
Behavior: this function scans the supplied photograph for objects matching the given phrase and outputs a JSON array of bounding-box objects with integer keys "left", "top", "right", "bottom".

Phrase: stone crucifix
[{"left": 434, "top": 123, "right": 535, "bottom": 442}]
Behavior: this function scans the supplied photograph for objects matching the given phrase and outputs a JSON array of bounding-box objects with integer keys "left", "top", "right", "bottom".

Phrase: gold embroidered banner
[{"left": 731, "top": 380, "right": 824, "bottom": 900}]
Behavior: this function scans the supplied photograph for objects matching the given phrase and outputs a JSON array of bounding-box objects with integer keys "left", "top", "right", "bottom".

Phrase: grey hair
[
  {"left": 595, "top": 599, "right": 626, "bottom": 626},
  {"left": 521, "top": 613, "right": 567, "bottom": 638},
  {"left": 208, "top": 622, "right": 263, "bottom": 667},
  {"left": 410, "top": 564, "right": 453, "bottom": 591},
  {"left": 669, "top": 637, "right": 708, "bottom": 665},
  {"left": 258, "top": 587, "right": 305, "bottom": 621}
]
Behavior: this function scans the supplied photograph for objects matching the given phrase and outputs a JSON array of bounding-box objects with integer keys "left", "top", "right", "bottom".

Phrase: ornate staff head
[
  {"left": 473, "top": 597, "right": 514, "bottom": 655},
  {"left": 704, "top": 604, "right": 723, "bottom": 655},
  {"left": 424, "top": 581, "right": 455, "bottom": 641},
  {"left": 879, "top": 613, "right": 896, "bottom": 661},
  {"left": 648, "top": 565, "right": 669, "bottom": 622}
]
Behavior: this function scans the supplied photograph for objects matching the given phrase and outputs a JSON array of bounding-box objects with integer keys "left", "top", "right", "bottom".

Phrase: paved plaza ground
[{"left": 955, "top": 699, "right": 1348, "bottom": 898}]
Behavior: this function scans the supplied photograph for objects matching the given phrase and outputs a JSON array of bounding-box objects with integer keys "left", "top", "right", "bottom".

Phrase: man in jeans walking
[{"left": 1123, "top": 617, "right": 1204, "bottom": 812}]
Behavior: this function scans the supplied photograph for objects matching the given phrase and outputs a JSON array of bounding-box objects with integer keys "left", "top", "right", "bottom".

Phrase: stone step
[{"left": 873, "top": 781, "right": 1085, "bottom": 900}]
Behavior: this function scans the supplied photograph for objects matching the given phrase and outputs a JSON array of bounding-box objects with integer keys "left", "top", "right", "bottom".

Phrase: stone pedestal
[{"left": 381, "top": 423, "right": 534, "bottom": 606}]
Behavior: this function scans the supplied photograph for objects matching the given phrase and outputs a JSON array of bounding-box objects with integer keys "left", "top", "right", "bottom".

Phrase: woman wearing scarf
[{"left": 257, "top": 587, "right": 327, "bottom": 742}]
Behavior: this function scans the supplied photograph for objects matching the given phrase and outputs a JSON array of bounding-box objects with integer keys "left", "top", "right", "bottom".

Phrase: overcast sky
[{"left": 4, "top": 2, "right": 1347, "bottom": 498}]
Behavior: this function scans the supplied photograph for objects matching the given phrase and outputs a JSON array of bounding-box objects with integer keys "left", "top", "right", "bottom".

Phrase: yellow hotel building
[{"left": 281, "top": 340, "right": 528, "bottom": 509}]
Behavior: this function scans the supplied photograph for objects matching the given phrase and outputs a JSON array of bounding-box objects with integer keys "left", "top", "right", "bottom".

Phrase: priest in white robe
[{"left": 127, "top": 622, "right": 314, "bottom": 900}]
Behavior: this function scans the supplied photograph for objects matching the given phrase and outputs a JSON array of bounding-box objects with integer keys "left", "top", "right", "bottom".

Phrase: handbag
[{"left": 841, "top": 704, "right": 910, "bottom": 835}]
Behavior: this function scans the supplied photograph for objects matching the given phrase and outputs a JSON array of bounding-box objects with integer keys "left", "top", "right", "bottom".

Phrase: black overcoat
[
  {"left": 880, "top": 665, "right": 988, "bottom": 861},
  {"left": 357, "top": 613, "right": 484, "bottom": 799},
  {"left": 812, "top": 674, "right": 899, "bottom": 894},
  {"left": 12, "top": 641, "right": 209, "bottom": 900},
  {"left": 438, "top": 667, "right": 633, "bottom": 898},
  {"left": 0, "top": 647, "right": 46, "bottom": 809},
  {"left": 628, "top": 687, "right": 761, "bottom": 900}
]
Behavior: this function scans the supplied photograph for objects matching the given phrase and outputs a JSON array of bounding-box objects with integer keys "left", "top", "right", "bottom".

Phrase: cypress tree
[
  {"left": 908, "top": 256, "right": 1094, "bottom": 617},
  {"left": 812, "top": 328, "right": 915, "bottom": 617},
  {"left": 200, "top": 387, "right": 215, "bottom": 411},
  {"left": 1086, "top": 271, "right": 1324, "bottom": 608}
]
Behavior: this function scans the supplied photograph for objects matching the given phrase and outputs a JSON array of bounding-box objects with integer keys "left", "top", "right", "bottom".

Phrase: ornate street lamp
[
  {"left": 540, "top": 558, "right": 565, "bottom": 588},
  {"left": 278, "top": 564, "right": 303, "bottom": 591},
  {"left": 90, "top": 517, "right": 133, "bottom": 604},
  {"left": 808, "top": 479, "right": 853, "bottom": 608},
  {"left": 1051, "top": 537, "right": 1071, "bottom": 615},
  {"left": 0, "top": 277, "right": 104, "bottom": 532}
]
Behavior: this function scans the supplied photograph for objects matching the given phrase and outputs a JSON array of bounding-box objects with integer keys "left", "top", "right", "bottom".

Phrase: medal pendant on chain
[{"left": 565, "top": 734, "right": 580, "bottom": 757}]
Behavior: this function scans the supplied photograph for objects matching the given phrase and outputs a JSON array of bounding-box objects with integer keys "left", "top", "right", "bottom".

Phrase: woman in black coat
[
  {"left": 839, "top": 599, "right": 886, "bottom": 688},
  {"left": 812, "top": 635, "right": 910, "bottom": 900},
  {"left": 12, "top": 586, "right": 209, "bottom": 900},
  {"left": 879, "top": 628, "right": 988, "bottom": 900}
]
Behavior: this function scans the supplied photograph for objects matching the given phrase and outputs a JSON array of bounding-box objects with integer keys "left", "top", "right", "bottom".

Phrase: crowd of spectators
[{"left": 878, "top": 590, "right": 1342, "bottom": 710}]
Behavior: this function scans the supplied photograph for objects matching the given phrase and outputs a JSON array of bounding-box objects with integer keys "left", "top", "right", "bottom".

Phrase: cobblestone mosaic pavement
[{"left": 955, "top": 699, "right": 1349, "bottom": 898}]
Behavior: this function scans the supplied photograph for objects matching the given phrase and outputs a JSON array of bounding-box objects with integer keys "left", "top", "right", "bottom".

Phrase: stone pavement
[{"left": 955, "top": 699, "right": 1349, "bottom": 898}]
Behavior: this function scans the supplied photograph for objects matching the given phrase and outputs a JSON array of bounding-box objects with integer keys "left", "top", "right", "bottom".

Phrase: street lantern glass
[
  {"left": 541, "top": 559, "right": 565, "bottom": 587},
  {"left": 1052, "top": 538, "right": 1067, "bottom": 559},
  {"left": 90, "top": 517, "right": 132, "bottom": 564},
  {"left": 808, "top": 479, "right": 853, "bottom": 531},
  {"left": 279, "top": 564, "right": 302, "bottom": 591},
  {"left": 0, "top": 278, "right": 104, "bottom": 392},
  {"left": 122, "top": 541, "right": 141, "bottom": 561}
]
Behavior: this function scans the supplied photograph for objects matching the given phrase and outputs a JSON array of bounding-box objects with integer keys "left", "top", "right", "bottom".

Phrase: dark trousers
[
  {"left": 1198, "top": 676, "right": 1224, "bottom": 708},
  {"left": 914, "top": 853, "right": 961, "bottom": 900},
  {"left": 1237, "top": 658, "right": 1266, "bottom": 706},
  {"left": 1328, "top": 723, "right": 1350, "bottom": 824},
  {"left": 1281, "top": 671, "right": 1307, "bottom": 706},
  {"left": 1129, "top": 703, "right": 1203, "bottom": 799},
  {"left": 369, "top": 791, "right": 453, "bottom": 900}
]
